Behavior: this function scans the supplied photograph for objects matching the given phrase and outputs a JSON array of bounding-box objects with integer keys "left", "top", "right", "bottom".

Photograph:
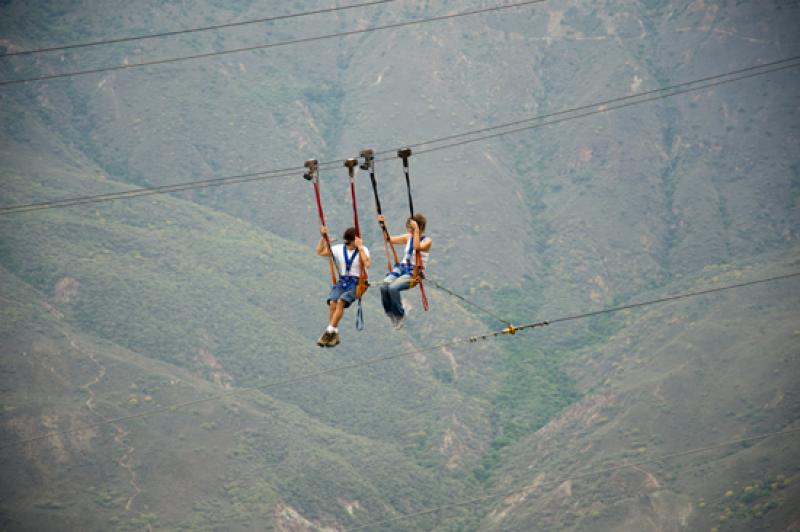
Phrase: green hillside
[
  {"left": 0, "top": 266, "right": 479, "bottom": 531},
  {"left": 480, "top": 254, "right": 800, "bottom": 532},
  {"left": 1, "top": 0, "right": 799, "bottom": 530}
]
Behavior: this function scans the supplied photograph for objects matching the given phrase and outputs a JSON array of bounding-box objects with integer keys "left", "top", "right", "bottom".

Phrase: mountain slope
[
  {"left": 0, "top": 265, "right": 482, "bottom": 531},
  {"left": 480, "top": 254, "right": 800, "bottom": 532},
  {"left": 1, "top": 0, "right": 799, "bottom": 530}
]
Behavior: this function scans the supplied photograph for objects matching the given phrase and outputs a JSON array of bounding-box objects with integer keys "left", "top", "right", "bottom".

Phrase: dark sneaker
[
  {"left": 317, "top": 331, "right": 332, "bottom": 347},
  {"left": 325, "top": 332, "right": 341, "bottom": 347}
]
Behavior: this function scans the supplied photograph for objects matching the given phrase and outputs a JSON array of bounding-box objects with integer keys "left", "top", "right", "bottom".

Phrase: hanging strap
[
  {"left": 418, "top": 276, "right": 429, "bottom": 311},
  {"left": 397, "top": 148, "right": 429, "bottom": 312},
  {"left": 345, "top": 158, "right": 368, "bottom": 329},
  {"left": 398, "top": 147, "right": 415, "bottom": 217},
  {"left": 361, "top": 149, "right": 399, "bottom": 273},
  {"left": 356, "top": 299, "right": 365, "bottom": 331},
  {"left": 304, "top": 159, "right": 337, "bottom": 286}
]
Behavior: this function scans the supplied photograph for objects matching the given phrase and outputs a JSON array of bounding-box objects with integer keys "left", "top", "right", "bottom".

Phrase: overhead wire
[
  {"left": 0, "top": 160, "right": 350, "bottom": 215},
  {"left": 427, "top": 278, "right": 513, "bottom": 326},
  {"left": 0, "top": 0, "right": 397, "bottom": 58},
  {"left": 383, "top": 54, "right": 800, "bottom": 155},
  {"left": 467, "top": 270, "right": 800, "bottom": 341},
  {"left": 0, "top": 166, "right": 303, "bottom": 215},
  {"left": 1, "top": 52, "right": 797, "bottom": 454},
  {"left": 0, "top": 0, "right": 548, "bottom": 87},
  {"left": 1, "top": 56, "right": 797, "bottom": 216},
  {"left": 346, "top": 426, "right": 800, "bottom": 530},
  {"left": 1, "top": 270, "right": 797, "bottom": 451},
  {"left": 0, "top": 6, "right": 795, "bottom": 522},
  {"left": 409, "top": 58, "right": 800, "bottom": 158}
]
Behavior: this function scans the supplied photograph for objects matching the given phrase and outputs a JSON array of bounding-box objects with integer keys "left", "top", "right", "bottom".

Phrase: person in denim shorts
[{"left": 316, "top": 226, "right": 371, "bottom": 347}]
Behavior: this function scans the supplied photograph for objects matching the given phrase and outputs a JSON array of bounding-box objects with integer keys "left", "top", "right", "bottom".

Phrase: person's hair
[
  {"left": 343, "top": 227, "right": 357, "bottom": 243},
  {"left": 406, "top": 213, "right": 427, "bottom": 232}
]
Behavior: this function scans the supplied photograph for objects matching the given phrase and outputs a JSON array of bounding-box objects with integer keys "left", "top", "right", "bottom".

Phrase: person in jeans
[
  {"left": 377, "top": 213, "right": 431, "bottom": 328},
  {"left": 316, "top": 226, "right": 371, "bottom": 347}
]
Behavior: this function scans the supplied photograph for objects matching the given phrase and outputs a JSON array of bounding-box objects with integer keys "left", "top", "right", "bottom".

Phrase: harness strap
[
  {"left": 397, "top": 147, "right": 429, "bottom": 312},
  {"left": 311, "top": 178, "right": 337, "bottom": 287},
  {"left": 381, "top": 236, "right": 395, "bottom": 274},
  {"left": 403, "top": 236, "right": 427, "bottom": 264},
  {"left": 418, "top": 277, "right": 429, "bottom": 311},
  {"left": 345, "top": 159, "right": 368, "bottom": 327},
  {"left": 401, "top": 155, "right": 414, "bottom": 217},
  {"left": 343, "top": 246, "right": 358, "bottom": 276},
  {"left": 356, "top": 299, "right": 365, "bottom": 331},
  {"left": 351, "top": 193, "right": 369, "bottom": 300},
  {"left": 364, "top": 152, "right": 400, "bottom": 275},
  {"left": 336, "top": 275, "right": 359, "bottom": 290}
]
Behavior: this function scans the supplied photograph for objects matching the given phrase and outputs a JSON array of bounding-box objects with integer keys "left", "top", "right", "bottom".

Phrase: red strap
[
  {"left": 418, "top": 279, "right": 429, "bottom": 312},
  {"left": 350, "top": 181, "right": 361, "bottom": 239},
  {"left": 349, "top": 179, "right": 369, "bottom": 296},
  {"left": 414, "top": 248, "right": 429, "bottom": 311},
  {"left": 382, "top": 238, "right": 393, "bottom": 273},
  {"left": 313, "top": 181, "right": 337, "bottom": 286}
]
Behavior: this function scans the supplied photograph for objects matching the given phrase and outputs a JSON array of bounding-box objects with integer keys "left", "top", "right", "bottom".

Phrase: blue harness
[
  {"left": 333, "top": 245, "right": 366, "bottom": 331},
  {"left": 387, "top": 236, "right": 425, "bottom": 278},
  {"left": 335, "top": 246, "right": 360, "bottom": 290}
]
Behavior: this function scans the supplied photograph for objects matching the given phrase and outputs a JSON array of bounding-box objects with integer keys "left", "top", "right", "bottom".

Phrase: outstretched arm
[{"left": 377, "top": 214, "right": 410, "bottom": 245}]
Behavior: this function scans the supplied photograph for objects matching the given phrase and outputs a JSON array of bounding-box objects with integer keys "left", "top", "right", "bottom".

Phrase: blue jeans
[{"left": 380, "top": 272, "right": 413, "bottom": 319}]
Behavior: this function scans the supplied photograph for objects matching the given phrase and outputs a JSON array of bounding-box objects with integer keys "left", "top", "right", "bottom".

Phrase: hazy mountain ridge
[{"left": 1, "top": 0, "right": 799, "bottom": 530}]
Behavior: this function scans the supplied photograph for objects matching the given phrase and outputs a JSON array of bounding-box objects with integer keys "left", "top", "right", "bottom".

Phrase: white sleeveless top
[
  {"left": 331, "top": 244, "right": 370, "bottom": 277},
  {"left": 402, "top": 235, "right": 429, "bottom": 269}
]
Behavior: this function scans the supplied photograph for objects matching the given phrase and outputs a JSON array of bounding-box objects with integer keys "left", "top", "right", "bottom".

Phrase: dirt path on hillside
[{"left": 68, "top": 333, "right": 144, "bottom": 513}]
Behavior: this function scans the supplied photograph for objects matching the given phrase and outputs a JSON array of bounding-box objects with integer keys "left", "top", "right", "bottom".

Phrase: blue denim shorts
[{"left": 327, "top": 284, "right": 357, "bottom": 307}]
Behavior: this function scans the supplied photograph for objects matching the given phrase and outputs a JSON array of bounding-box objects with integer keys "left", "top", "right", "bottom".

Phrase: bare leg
[
  {"left": 328, "top": 301, "right": 335, "bottom": 325},
  {"left": 330, "top": 300, "right": 347, "bottom": 327}
]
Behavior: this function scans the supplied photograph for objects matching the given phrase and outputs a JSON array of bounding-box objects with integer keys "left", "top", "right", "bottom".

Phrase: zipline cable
[
  {"left": 377, "top": 54, "right": 800, "bottom": 156},
  {"left": 427, "top": 278, "right": 513, "bottom": 326},
  {"left": 0, "top": 0, "right": 548, "bottom": 87},
  {"left": 1, "top": 270, "right": 796, "bottom": 451},
  {"left": 467, "top": 270, "right": 800, "bottom": 342},
  {"left": 0, "top": 166, "right": 303, "bottom": 215},
  {"left": 1, "top": 55, "right": 797, "bottom": 216},
  {"left": 346, "top": 426, "right": 800, "bottom": 530},
  {"left": 0, "top": 0, "right": 397, "bottom": 58}
]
